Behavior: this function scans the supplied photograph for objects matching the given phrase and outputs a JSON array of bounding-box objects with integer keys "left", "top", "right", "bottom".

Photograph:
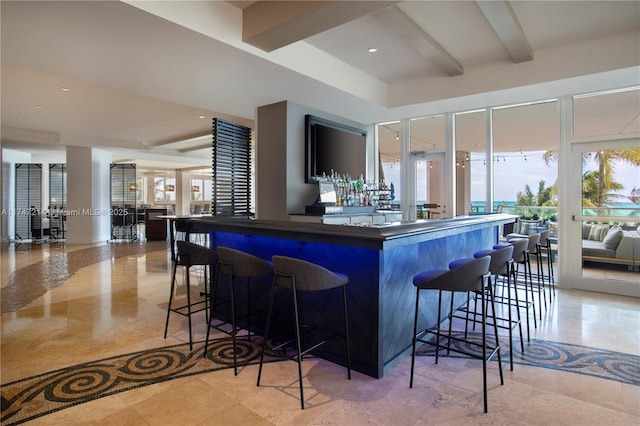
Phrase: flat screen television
[{"left": 305, "top": 114, "right": 367, "bottom": 183}]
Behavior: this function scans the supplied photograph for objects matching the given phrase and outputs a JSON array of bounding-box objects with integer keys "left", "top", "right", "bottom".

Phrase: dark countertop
[{"left": 191, "top": 213, "right": 517, "bottom": 250}]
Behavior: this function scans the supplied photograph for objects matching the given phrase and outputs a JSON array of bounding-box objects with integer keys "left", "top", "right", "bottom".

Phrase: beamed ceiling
[{"left": 1, "top": 1, "right": 638, "bottom": 170}]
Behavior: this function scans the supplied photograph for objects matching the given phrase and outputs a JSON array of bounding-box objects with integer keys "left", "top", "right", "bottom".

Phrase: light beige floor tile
[
  {"left": 2, "top": 241, "right": 639, "bottom": 426},
  {"left": 25, "top": 394, "right": 131, "bottom": 425}
]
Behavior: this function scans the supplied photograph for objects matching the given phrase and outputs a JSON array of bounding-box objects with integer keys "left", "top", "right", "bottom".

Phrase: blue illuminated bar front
[{"left": 195, "top": 214, "right": 516, "bottom": 378}]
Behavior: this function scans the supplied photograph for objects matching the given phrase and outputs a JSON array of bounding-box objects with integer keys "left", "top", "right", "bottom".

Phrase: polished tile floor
[{"left": 1, "top": 240, "right": 639, "bottom": 425}]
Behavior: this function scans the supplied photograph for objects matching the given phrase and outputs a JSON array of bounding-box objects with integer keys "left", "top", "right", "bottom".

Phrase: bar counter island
[{"left": 189, "top": 213, "right": 516, "bottom": 379}]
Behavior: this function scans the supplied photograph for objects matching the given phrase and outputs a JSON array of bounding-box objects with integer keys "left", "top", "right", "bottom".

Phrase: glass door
[
  {"left": 409, "top": 151, "right": 445, "bottom": 220},
  {"left": 566, "top": 138, "right": 640, "bottom": 297}
]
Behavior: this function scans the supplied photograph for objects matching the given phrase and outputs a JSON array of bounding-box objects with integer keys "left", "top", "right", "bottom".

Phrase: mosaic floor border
[
  {"left": 1, "top": 337, "right": 285, "bottom": 425},
  {"left": 416, "top": 333, "right": 640, "bottom": 387},
  {"left": 2, "top": 335, "right": 638, "bottom": 425}
]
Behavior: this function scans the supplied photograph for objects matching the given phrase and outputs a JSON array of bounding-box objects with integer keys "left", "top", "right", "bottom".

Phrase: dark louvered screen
[
  {"left": 212, "top": 118, "right": 252, "bottom": 217},
  {"left": 110, "top": 164, "right": 137, "bottom": 241},
  {"left": 49, "top": 164, "right": 67, "bottom": 239},
  {"left": 14, "top": 164, "right": 42, "bottom": 241}
]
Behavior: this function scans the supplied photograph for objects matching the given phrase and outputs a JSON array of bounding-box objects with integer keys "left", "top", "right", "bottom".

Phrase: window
[
  {"left": 456, "top": 110, "right": 487, "bottom": 214},
  {"left": 190, "top": 173, "right": 212, "bottom": 202},
  {"left": 378, "top": 121, "right": 401, "bottom": 207},
  {"left": 492, "top": 101, "right": 559, "bottom": 219},
  {"left": 155, "top": 177, "right": 176, "bottom": 202}
]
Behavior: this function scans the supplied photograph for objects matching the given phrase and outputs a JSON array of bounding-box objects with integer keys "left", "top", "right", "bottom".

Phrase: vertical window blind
[{"left": 110, "top": 163, "right": 137, "bottom": 240}]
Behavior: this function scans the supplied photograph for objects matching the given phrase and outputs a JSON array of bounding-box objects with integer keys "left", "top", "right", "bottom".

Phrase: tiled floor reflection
[{"left": 1, "top": 241, "right": 639, "bottom": 425}]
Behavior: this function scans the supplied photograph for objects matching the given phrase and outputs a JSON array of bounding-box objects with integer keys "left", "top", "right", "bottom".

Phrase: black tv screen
[{"left": 305, "top": 115, "right": 367, "bottom": 183}]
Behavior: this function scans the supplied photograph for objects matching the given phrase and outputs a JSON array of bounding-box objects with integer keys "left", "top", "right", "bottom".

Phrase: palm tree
[
  {"left": 544, "top": 148, "right": 640, "bottom": 207},
  {"left": 630, "top": 186, "right": 640, "bottom": 204},
  {"left": 581, "top": 171, "right": 624, "bottom": 207}
]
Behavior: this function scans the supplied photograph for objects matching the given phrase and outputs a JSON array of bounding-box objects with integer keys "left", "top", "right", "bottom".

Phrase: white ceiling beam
[
  {"left": 179, "top": 144, "right": 212, "bottom": 154},
  {"left": 242, "top": 0, "right": 400, "bottom": 52},
  {"left": 1, "top": 128, "right": 60, "bottom": 145},
  {"left": 372, "top": 5, "right": 463, "bottom": 77},
  {"left": 143, "top": 131, "right": 211, "bottom": 148},
  {"left": 476, "top": 0, "right": 533, "bottom": 63}
]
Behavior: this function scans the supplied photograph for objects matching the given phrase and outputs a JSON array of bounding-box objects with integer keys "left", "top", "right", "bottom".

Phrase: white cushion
[{"left": 588, "top": 224, "right": 609, "bottom": 241}]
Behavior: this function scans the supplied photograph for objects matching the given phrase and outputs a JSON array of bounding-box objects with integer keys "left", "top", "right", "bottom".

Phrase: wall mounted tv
[{"left": 305, "top": 114, "right": 367, "bottom": 183}]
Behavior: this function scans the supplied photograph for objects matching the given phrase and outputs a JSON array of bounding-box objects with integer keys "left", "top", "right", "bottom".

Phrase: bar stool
[
  {"left": 534, "top": 230, "right": 556, "bottom": 304},
  {"left": 204, "top": 247, "right": 273, "bottom": 376},
  {"left": 164, "top": 241, "right": 217, "bottom": 350},
  {"left": 409, "top": 255, "right": 503, "bottom": 413},
  {"left": 257, "top": 256, "right": 351, "bottom": 409},
  {"left": 469, "top": 245, "right": 523, "bottom": 371},
  {"left": 494, "top": 238, "right": 536, "bottom": 341},
  {"left": 189, "top": 220, "right": 210, "bottom": 246},
  {"left": 517, "top": 233, "right": 545, "bottom": 320},
  {"left": 174, "top": 219, "right": 209, "bottom": 247},
  {"left": 174, "top": 218, "right": 188, "bottom": 239}
]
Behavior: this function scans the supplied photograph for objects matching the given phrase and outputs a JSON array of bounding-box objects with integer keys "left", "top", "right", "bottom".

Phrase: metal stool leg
[{"left": 164, "top": 259, "right": 179, "bottom": 339}]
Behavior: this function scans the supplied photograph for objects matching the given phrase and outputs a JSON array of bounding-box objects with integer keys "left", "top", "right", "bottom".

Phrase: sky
[{"left": 477, "top": 151, "right": 557, "bottom": 203}]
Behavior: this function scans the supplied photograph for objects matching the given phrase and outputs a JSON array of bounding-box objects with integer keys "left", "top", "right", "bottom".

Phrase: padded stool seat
[
  {"left": 164, "top": 241, "right": 217, "bottom": 350},
  {"left": 496, "top": 238, "right": 536, "bottom": 340},
  {"left": 204, "top": 247, "right": 273, "bottom": 375},
  {"left": 448, "top": 257, "right": 475, "bottom": 269},
  {"left": 257, "top": 256, "right": 351, "bottom": 409},
  {"left": 517, "top": 233, "right": 544, "bottom": 320},
  {"left": 466, "top": 245, "right": 524, "bottom": 370},
  {"left": 409, "top": 255, "right": 503, "bottom": 413}
]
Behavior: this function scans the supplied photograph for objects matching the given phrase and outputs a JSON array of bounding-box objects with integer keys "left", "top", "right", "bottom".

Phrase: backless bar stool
[
  {"left": 410, "top": 255, "right": 503, "bottom": 413},
  {"left": 257, "top": 256, "right": 351, "bottom": 409},
  {"left": 204, "top": 247, "right": 273, "bottom": 375},
  {"left": 164, "top": 241, "right": 217, "bottom": 350}
]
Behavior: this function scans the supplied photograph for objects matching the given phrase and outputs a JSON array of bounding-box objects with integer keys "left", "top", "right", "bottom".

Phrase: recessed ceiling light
[
  {"left": 367, "top": 47, "right": 378, "bottom": 53},
  {"left": 61, "top": 87, "right": 70, "bottom": 92},
  {"left": 35, "top": 105, "right": 44, "bottom": 109},
  {"left": 199, "top": 115, "right": 206, "bottom": 119}
]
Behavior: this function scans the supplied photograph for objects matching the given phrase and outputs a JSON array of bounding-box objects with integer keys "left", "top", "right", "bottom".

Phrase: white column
[
  {"left": 0, "top": 141, "right": 2, "bottom": 242},
  {"left": 486, "top": 108, "right": 494, "bottom": 213},
  {"left": 66, "top": 146, "right": 111, "bottom": 243},
  {"left": 175, "top": 170, "right": 192, "bottom": 215},
  {"left": 444, "top": 112, "right": 455, "bottom": 218},
  {"left": 399, "top": 119, "right": 413, "bottom": 220},
  {"left": 144, "top": 171, "right": 155, "bottom": 206},
  {"left": 557, "top": 96, "right": 573, "bottom": 289}
]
